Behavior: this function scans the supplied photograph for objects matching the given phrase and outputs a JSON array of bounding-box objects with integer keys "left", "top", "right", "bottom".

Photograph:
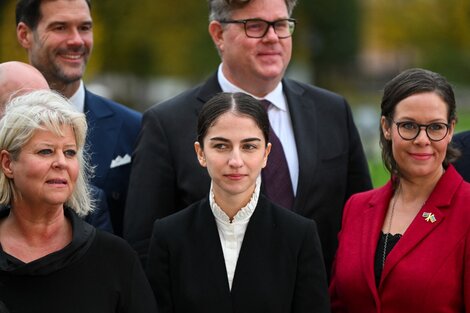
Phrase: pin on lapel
[{"left": 422, "top": 212, "right": 436, "bottom": 223}]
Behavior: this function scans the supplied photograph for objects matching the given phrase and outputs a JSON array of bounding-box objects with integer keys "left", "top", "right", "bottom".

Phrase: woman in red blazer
[{"left": 330, "top": 68, "right": 470, "bottom": 313}]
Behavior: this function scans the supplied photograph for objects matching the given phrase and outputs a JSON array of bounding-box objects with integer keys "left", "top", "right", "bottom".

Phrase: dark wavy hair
[{"left": 380, "top": 68, "right": 460, "bottom": 184}]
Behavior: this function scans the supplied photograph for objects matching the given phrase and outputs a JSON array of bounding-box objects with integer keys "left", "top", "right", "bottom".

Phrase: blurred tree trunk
[
  {"left": 0, "top": 0, "right": 28, "bottom": 63},
  {"left": 299, "top": 0, "right": 361, "bottom": 90}
]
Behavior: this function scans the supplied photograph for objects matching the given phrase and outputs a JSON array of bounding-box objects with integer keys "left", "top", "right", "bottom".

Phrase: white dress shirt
[
  {"left": 217, "top": 64, "right": 299, "bottom": 194},
  {"left": 209, "top": 176, "right": 261, "bottom": 290},
  {"left": 68, "top": 80, "right": 85, "bottom": 113}
]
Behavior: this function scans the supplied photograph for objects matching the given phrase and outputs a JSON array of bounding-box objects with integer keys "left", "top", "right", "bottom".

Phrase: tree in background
[
  {"left": 1, "top": 0, "right": 470, "bottom": 107},
  {"left": 92, "top": 0, "right": 217, "bottom": 80},
  {"left": 0, "top": 0, "right": 26, "bottom": 63},
  {"left": 298, "top": 0, "right": 361, "bottom": 90},
  {"left": 362, "top": 0, "right": 470, "bottom": 83}
]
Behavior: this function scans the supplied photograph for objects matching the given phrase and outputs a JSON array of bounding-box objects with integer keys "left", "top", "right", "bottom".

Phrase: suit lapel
[
  {"left": 230, "top": 196, "right": 270, "bottom": 295},
  {"left": 361, "top": 182, "right": 394, "bottom": 301},
  {"left": 195, "top": 199, "right": 233, "bottom": 307},
  {"left": 195, "top": 73, "right": 222, "bottom": 115},
  {"left": 84, "top": 90, "right": 120, "bottom": 185},
  {"left": 282, "top": 79, "right": 318, "bottom": 210},
  {"left": 380, "top": 166, "right": 461, "bottom": 286}
]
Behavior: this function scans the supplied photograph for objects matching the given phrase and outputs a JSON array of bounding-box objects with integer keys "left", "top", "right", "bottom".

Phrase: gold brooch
[{"left": 422, "top": 212, "right": 436, "bottom": 223}]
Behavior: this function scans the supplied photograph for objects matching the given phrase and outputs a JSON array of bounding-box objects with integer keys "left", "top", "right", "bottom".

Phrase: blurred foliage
[
  {"left": 301, "top": 0, "right": 361, "bottom": 88},
  {"left": 1, "top": 0, "right": 470, "bottom": 89},
  {"left": 0, "top": 0, "right": 470, "bottom": 95},
  {"left": 0, "top": 0, "right": 25, "bottom": 62},
  {"left": 362, "top": 0, "right": 470, "bottom": 83},
  {"left": 91, "top": 0, "right": 218, "bottom": 80}
]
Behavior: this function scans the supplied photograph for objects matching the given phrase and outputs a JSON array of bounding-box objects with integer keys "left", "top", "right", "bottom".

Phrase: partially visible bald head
[{"left": 0, "top": 61, "right": 49, "bottom": 111}]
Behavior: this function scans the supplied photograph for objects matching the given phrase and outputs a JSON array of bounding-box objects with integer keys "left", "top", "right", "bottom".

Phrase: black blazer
[
  {"left": 452, "top": 130, "right": 470, "bottom": 182},
  {"left": 124, "top": 73, "right": 372, "bottom": 276},
  {"left": 146, "top": 194, "right": 330, "bottom": 313}
]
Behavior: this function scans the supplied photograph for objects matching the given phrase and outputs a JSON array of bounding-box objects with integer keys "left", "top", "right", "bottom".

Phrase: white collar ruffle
[{"left": 209, "top": 176, "right": 261, "bottom": 224}]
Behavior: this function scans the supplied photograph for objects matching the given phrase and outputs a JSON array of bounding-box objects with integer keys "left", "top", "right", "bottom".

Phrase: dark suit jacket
[
  {"left": 124, "top": 73, "right": 372, "bottom": 276},
  {"left": 329, "top": 165, "right": 470, "bottom": 313},
  {"left": 85, "top": 89, "right": 141, "bottom": 236},
  {"left": 147, "top": 194, "right": 330, "bottom": 313},
  {"left": 452, "top": 130, "right": 470, "bottom": 182},
  {"left": 84, "top": 185, "right": 113, "bottom": 233}
]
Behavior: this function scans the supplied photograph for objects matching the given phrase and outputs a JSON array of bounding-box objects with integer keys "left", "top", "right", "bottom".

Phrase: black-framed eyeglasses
[
  {"left": 219, "top": 18, "right": 296, "bottom": 39},
  {"left": 392, "top": 120, "right": 450, "bottom": 141}
]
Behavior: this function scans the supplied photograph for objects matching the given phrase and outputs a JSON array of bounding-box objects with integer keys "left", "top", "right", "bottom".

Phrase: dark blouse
[
  {"left": 374, "top": 231, "right": 402, "bottom": 287},
  {"left": 0, "top": 207, "right": 157, "bottom": 313}
]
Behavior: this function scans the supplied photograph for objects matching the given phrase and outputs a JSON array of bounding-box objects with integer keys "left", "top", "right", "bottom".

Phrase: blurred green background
[{"left": 1, "top": 0, "right": 470, "bottom": 187}]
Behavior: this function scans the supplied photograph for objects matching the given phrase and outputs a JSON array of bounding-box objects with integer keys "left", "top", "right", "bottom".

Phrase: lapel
[
  {"left": 195, "top": 198, "right": 233, "bottom": 309},
  {"left": 195, "top": 73, "right": 223, "bottom": 116},
  {"left": 84, "top": 89, "right": 120, "bottom": 184},
  {"left": 230, "top": 196, "right": 272, "bottom": 297},
  {"left": 361, "top": 182, "right": 394, "bottom": 301},
  {"left": 282, "top": 79, "right": 318, "bottom": 210},
  {"left": 380, "top": 166, "right": 462, "bottom": 287}
]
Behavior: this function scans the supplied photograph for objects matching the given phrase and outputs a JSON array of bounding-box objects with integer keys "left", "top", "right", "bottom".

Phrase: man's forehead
[{"left": 38, "top": 0, "right": 91, "bottom": 22}]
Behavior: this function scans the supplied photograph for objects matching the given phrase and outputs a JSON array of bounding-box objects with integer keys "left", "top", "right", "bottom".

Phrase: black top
[
  {"left": 374, "top": 231, "right": 402, "bottom": 287},
  {"left": 0, "top": 207, "right": 157, "bottom": 313}
]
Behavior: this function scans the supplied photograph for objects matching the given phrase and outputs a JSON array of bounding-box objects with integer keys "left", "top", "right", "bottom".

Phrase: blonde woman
[{"left": 0, "top": 90, "right": 156, "bottom": 313}]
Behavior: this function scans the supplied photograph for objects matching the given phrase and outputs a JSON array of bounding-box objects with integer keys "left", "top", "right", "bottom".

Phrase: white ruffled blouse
[{"left": 209, "top": 176, "right": 261, "bottom": 290}]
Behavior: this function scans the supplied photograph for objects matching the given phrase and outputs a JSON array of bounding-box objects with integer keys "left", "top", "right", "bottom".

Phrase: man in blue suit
[{"left": 16, "top": 0, "right": 141, "bottom": 236}]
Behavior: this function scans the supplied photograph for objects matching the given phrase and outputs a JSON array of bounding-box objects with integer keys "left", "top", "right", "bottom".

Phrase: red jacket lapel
[
  {"left": 362, "top": 182, "right": 393, "bottom": 300},
  {"left": 380, "top": 166, "right": 462, "bottom": 287}
]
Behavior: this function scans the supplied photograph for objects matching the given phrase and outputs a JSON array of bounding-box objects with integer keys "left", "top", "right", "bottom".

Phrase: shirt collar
[
  {"left": 209, "top": 175, "right": 261, "bottom": 224},
  {"left": 217, "top": 64, "right": 287, "bottom": 112},
  {"left": 68, "top": 80, "right": 85, "bottom": 113}
]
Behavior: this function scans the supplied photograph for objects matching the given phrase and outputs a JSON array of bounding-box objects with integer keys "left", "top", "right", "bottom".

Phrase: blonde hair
[{"left": 0, "top": 89, "right": 94, "bottom": 216}]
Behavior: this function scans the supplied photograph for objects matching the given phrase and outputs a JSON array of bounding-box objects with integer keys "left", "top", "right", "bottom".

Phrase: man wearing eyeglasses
[{"left": 124, "top": 0, "right": 372, "bottom": 279}]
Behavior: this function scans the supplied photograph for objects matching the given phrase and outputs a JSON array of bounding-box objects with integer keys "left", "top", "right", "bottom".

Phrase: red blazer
[{"left": 330, "top": 165, "right": 470, "bottom": 313}]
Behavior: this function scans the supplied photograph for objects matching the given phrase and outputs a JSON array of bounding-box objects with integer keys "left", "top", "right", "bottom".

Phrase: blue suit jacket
[
  {"left": 84, "top": 89, "right": 141, "bottom": 236},
  {"left": 84, "top": 185, "right": 113, "bottom": 233}
]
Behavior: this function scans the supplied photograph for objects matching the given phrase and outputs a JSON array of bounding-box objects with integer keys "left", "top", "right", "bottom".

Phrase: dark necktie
[{"left": 260, "top": 100, "right": 294, "bottom": 209}]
